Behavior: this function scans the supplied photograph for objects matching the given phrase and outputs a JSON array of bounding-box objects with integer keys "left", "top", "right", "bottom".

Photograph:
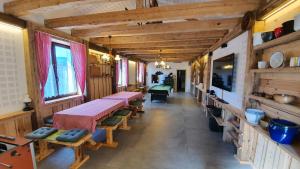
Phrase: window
[
  {"left": 117, "top": 58, "right": 128, "bottom": 86},
  {"left": 44, "top": 42, "right": 78, "bottom": 100},
  {"left": 137, "top": 62, "right": 144, "bottom": 83}
]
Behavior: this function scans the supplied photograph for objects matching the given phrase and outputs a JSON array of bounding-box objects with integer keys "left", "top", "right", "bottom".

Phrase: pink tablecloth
[
  {"left": 53, "top": 99, "right": 125, "bottom": 132},
  {"left": 102, "top": 92, "right": 143, "bottom": 105}
]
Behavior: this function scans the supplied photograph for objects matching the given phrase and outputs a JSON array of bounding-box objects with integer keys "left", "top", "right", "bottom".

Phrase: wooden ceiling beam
[
  {"left": 45, "top": 0, "right": 260, "bottom": 28},
  {"left": 120, "top": 49, "right": 205, "bottom": 55},
  {"left": 130, "top": 54, "right": 198, "bottom": 58},
  {"left": 76, "top": 18, "right": 239, "bottom": 37},
  {"left": 89, "top": 30, "right": 227, "bottom": 44},
  {"left": 4, "top": 0, "right": 125, "bottom": 16},
  {"left": 115, "top": 46, "right": 210, "bottom": 51},
  {"left": 108, "top": 39, "right": 217, "bottom": 49},
  {"left": 141, "top": 57, "right": 195, "bottom": 62}
]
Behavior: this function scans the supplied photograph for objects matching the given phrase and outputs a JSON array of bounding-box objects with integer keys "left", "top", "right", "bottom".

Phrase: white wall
[
  {"left": 0, "top": 22, "right": 28, "bottom": 114},
  {"left": 146, "top": 61, "right": 191, "bottom": 92},
  {"left": 128, "top": 60, "right": 136, "bottom": 85},
  {"left": 210, "top": 31, "right": 249, "bottom": 109}
]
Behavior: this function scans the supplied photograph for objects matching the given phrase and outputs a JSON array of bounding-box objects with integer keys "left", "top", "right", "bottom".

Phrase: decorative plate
[{"left": 270, "top": 52, "right": 284, "bottom": 68}]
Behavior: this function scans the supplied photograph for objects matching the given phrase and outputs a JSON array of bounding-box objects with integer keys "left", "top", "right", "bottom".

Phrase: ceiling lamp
[
  {"left": 102, "top": 35, "right": 112, "bottom": 62},
  {"left": 102, "top": 53, "right": 110, "bottom": 62},
  {"left": 115, "top": 54, "right": 121, "bottom": 61},
  {"left": 155, "top": 61, "right": 159, "bottom": 66},
  {"left": 160, "top": 60, "right": 165, "bottom": 66}
]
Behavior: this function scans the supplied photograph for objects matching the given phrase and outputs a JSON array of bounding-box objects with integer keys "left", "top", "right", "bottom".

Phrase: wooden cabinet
[
  {"left": 0, "top": 111, "right": 32, "bottom": 137},
  {"left": 240, "top": 122, "right": 300, "bottom": 169}
]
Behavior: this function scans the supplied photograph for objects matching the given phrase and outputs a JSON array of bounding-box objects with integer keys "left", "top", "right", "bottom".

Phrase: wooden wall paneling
[
  {"left": 94, "top": 77, "right": 100, "bottom": 99},
  {"left": 253, "top": 133, "right": 268, "bottom": 169},
  {"left": 277, "top": 150, "right": 292, "bottom": 169},
  {"left": 290, "top": 158, "right": 300, "bottom": 169},
  {"left": 249, "top": 125, "right": 259, "bottom": 163},
  {"left": 0, "top": 112, "right": 32, "bottom": 137},
  {"left": 263, "top": 140, "right": 277, "bottom": 169}
]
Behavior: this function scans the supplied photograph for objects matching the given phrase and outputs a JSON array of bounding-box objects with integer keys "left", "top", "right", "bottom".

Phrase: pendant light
[{"left": 115, "top": 54, "right": 121, "bottom": 61}]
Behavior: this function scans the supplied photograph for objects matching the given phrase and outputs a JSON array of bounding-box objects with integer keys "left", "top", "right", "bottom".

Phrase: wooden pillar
[{"left": 136, "top": 0, "right": 144, "bottom": 9}]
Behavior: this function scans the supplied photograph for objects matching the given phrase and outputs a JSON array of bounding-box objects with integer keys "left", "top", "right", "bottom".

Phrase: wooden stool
[
  {"left": 97, "top": 116, "right": 123, "bottom": 148},
  {"left": 113, "top": 109, "right": 132, "bottom": 130},
  {"left": 36, "top": 131, "right": 92, "bottom": 169}
]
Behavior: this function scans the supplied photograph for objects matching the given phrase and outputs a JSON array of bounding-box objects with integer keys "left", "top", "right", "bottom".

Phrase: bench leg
[
  {"left": 70, "top": 145, "right": 90, "bottom": 169},
  {"left": 85, "top": 138, "right": 102, "bottom": 151},
  {"left": 103, "top": 128, "right": 118, "bottom": 148},
  {"left": 119, "top": 114, "right": 131, "bottom": 131},
  {"left": 36, "top": 140, "right": 55, "bottom": 162}
]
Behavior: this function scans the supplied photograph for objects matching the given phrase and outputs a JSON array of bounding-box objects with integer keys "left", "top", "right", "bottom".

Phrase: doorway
[{"left": 177, "top": 70, "right": 186, "bottom": 92}]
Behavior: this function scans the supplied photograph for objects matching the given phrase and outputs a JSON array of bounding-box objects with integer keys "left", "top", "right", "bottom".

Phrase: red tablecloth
[
  {"left": 103, "top": 92, "right": 143, "bottom": 105},
  {"left": 53, "top": 99, "right": 125, "bottom": 132}
]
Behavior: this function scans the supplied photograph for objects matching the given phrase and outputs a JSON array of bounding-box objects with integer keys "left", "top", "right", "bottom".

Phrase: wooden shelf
[
  {"left": 248, "top": 95, "right": 300, "bottom": 117},
  {"left": 210, "top": 113, "right": 226, "bottom": 126},
  {"left": 250, "top": 67, "right": 300, "bottom": 73},
  {"left": 254, "top": 30, "right": 300, "bottom": 51},
  {"left": 228, "top": 130, "right": 239, "bottom": 141},
  {"left": 233, "top": 139, "right": 241, "bottom": 148},
  {"left": 228, "top": 120, "right": 240, "bottom": 133}
]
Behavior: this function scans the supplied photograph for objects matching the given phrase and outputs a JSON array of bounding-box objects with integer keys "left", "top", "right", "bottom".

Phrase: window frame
[{"left": 44, "top": 42, "right": 78, "bottom": 101}]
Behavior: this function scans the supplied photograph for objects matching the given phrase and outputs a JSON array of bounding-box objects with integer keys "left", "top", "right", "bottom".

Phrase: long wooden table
[
  {"left": 103, "top": 91, "right": 144, "bottom": 118},
  {"left": 102, "top": 91, "right": 143, "bottom": 106}
]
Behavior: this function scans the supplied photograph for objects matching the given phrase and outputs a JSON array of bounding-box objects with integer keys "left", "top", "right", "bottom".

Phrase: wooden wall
[
  {"left": 240, "top": 122, "right": 300, "bottom": 169},
  {"left": 190, "top": 54, "right": 211, "bottom": 104},
  {"left": 87, "top": 53, "right": 113, "bottom": 100},
  {"left": 0, "top": 111, "right": 32, "bottom": 137}
]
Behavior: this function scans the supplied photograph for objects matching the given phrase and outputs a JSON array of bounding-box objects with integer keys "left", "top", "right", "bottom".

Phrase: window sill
[
  {"left": 45, "top": 95, "right": 83, "bottom": 105},
  {"left": 117, "top": 85, "right": 127, "bottom": 88}
]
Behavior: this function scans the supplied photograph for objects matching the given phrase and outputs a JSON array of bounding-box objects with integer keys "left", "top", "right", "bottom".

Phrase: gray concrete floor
[{"left": 39, "top": 93, "right": 251, "bottom": 169}]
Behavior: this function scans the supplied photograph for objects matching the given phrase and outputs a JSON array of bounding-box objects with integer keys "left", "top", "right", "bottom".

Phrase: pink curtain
[
  {"left": 35, "top": 31, "right": 52, "bottom": 102},
  {"left": 70, "top": 42, "right": 87, "bottom": 94},
  {"left": 116, "top": 61, "right": 120, "bottom": 86},
  {"left": 137, "top": 62, "right": 140, "bottom": 83}
]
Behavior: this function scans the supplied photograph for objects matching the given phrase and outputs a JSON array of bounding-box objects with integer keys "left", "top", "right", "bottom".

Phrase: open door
[{"left": 177, "top": 70, "right": 186, "bottom": 92}]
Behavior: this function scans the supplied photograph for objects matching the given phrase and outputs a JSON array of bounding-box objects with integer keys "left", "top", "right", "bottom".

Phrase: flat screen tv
[{"left": 212, "top": 53, "right": 235, "bottom": 92}]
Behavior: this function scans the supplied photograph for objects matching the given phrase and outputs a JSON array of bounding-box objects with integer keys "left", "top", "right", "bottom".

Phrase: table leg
[
  {"left": 119, "top": 115, "right": 131, "bottom": 130},
  {"left": 103, "top": 128, "right": 118, "bottom": 148},
  {"left": 36, "top": 140, "right": 55, "bottom": 162},
  {"left": 70, "top": 145, "right": 90, "bottom": 169}
]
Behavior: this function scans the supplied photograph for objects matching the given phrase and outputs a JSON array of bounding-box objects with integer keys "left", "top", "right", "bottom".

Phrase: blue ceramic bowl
[{"left": 268, "top": 119, "right": 299, "bottom": 144}]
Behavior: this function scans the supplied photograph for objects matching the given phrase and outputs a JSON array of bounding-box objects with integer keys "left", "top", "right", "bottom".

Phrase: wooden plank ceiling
[{"left": 3, "top": 0, "right": 263, "bottom": 62}]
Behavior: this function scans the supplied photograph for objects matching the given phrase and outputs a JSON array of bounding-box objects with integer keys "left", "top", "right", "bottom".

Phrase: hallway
[{"left": 40, "top": 93, "right": 251, "bottom": 169}]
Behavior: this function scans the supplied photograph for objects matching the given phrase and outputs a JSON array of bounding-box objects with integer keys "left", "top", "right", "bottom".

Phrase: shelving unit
[
  {"left": 250, "top": 67, "right": 300, "bottom": 73},
  {"left": 241, "top": 14, "right": 300, "bottom": 166},
  {"left": 254, "top": 30, "right": 300, "bottom": 51},
  {"left": 248, "top": 95, "right": 300, "bottom": 116}
]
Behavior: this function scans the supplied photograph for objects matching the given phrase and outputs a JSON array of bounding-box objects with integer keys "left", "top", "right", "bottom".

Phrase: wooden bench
[
  {"left": 97, "top": 116, "right": 124, "bottom": 148},
  {"left": 35, "top": 131, "right": 93, "bottom": 169}
]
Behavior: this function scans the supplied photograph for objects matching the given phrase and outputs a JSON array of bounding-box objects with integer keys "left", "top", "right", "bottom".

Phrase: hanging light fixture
[
  {"left": 115, "top": 54, "right": 121, "bottom": 61},
  {"left": 160, "top": 60, "right": 165, "bottom": 66},
  {"left": 102, "top": 35, "right": 112, "bottom": 62}
]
